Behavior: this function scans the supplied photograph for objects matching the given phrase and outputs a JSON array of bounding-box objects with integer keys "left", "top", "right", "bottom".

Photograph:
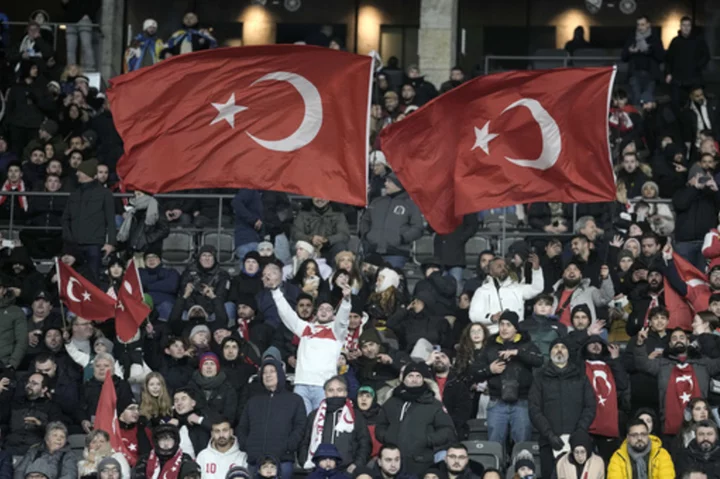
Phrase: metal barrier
[{"left": 3, "top": 20, "right": 102, "bottom": 56}]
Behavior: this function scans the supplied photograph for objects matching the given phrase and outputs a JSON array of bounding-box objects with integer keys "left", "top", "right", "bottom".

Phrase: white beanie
[
  {"left": 376, "top": 267, "right": 400, "bottom": 293},
  {"left": 143, "top": 18, "right": 158, "bottom": 32},
  {"left": 295, "top": 240, "right": 314, "bottom": 256}
]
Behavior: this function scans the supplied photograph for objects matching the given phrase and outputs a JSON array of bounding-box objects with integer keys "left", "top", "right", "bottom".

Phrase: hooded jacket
[
  {"left": 0, "top": 292, "right": 27, "bottom": 369},
  {"left": 178, "top": 247, "right": 231, "bottom": 315},
  {"left": 375, "top": 384, "right": 456, "bottom": 475},
  {"left": 528, "top": 358, "right": 596, "bottom": 446},
  {"left": 196, "top": 437, "right": 248, "bottom": 479},
  {"left": 62, "top": 179, "right": 117, "bottom": 246},
  {"left": 551, "top": 277, "right": 615, "bottom": 323},
  {"left": 607, "top": 436, "right": 674, "bottom": 479},
  {"left": 360, "top": 191, "right": 423, "bottom": 257},
  {"left": 235, "top": 358, "right": 307, "bottom": 464}
]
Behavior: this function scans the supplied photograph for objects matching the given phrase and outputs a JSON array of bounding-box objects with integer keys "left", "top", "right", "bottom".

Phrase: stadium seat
[
  {"left": 531, "top": 49, "right": 568, "bottom": 70},
  {"left": 162, "top": 231, "right": 195, "bottom": 265},
  {"left": 467, "top": 418, "right": 489, "bottom": 440},
  {"left": 347, "top": 235, "right": 361, "bottom": 254},
  {"left": 202, "top": 232, "right": 235, "bottom": 264},
  {"left": 571, "top": 48, "right": 611, "bottom": 67},
  {"left": 413, "top": 235, "right": 434, "bottom": 264},
  {"left": 466, "top": 236, "right": 491, "bottom": 267},
  {"left": 499, "top": 236, "right": 526, "bottom": 256},
  {"left": 463, "top": 440, "right": 504, "bottom": 471},
  {"left": 483, "top": 213, "right": 519, "bottom": 232},
  {"left": 68, "top": 433, "right": 86, "bottom": 452}
]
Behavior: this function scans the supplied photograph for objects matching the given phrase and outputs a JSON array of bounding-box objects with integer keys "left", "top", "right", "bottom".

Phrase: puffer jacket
[
  {"left": 178, "top": 255, "right": 231, "bottom": 314},
  {"left": 0, "top": 293, "right": 28, "bottom": 369},
  {"left": 556, "top": 452, "right": 605, "bottom": 479},
  {"left": 528, "top": 361, "right": 596, "bottom": 446},
  {"left": 61, "top": 179, "right": 117, "bottom": 246},
  {"left": 188, "top": 371, "right": 238, "bottom": 425},
  {"left": 13, "top": 443, "right": 77, "bottom": 479},
  {"left": 235, "top": 358, "right": 307, "bottom": 464},
  {"left": 607, "top": 436, "right": 675, "bottom": 479},
  {"left": 5, "top": 397, "right": 64, "bottom": 454},
  {"left": 551, "top": 277, "right": 615, "bottom": 322},
  {"left": 474, "top": 332, "right": 544, "bottom": 400},
  {"left": 360, "top": 191, "right": 423, "bottom": 257},
  {"left": 292, "top": 205, "right": 350, "bottom": 248}
]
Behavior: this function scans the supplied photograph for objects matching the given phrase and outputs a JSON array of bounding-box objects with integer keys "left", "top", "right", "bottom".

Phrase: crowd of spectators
[{"left": 1, "top": 7, "right": 720, "bottom": 479}]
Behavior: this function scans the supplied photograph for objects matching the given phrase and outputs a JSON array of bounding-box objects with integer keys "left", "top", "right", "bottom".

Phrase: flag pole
[{"left": 54, "top": 257, "right": 68, "bottom": 331}]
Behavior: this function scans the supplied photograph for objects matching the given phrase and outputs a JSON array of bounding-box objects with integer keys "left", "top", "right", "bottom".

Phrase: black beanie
[
  {"left": 570, "top": 304, "right": 592, "bottom": 324},
  {"left": 499, "top": 310, "right": 520, "bottom": 330},
  {"left": 402, "top": 361, "right": 431, "bottom": 380},
  {"left": 236, "top": 294, "right": 257, "bottom": 311}
]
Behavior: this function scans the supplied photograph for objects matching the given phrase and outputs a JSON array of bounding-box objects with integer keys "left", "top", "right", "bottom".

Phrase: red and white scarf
[
  {"left": 664, "top": 362, "right": 702, "bottom": 435},
  {"left": 0, "top": 180, "right": 27, "bottom": 211},
  {"left": 304, "top": 398, "right": 355, "bottom": 468},
  {"left": 145, "top": 449, "right": 183, "bottom": 479}
]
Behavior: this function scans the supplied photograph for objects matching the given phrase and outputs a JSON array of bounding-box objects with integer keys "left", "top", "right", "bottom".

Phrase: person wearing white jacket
[
  {"left": 265, "top": 262, "right": 352, "bottom": 414},
  {"left": 469, "top": 255, "right": 544, "bottom": 335},
  {"left": 196, "top": 418, "right": 248, "bottom": 479}
]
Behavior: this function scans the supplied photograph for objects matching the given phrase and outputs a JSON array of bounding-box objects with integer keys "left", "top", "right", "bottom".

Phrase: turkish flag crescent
[
  {"left": 56, "top": 259, "right": 116, "bottom": 321},
  {"left": 379, "top": 67, "right": 617, "bottom": 234},
  {"left": 108, "top": 45, "right": 374, "bottom": 206},
  {"left": 94, "top": 370, "right": 129, "bottom": 458},
  {"left": 115, "top": 259, "right": 150, "bottom": 342}
]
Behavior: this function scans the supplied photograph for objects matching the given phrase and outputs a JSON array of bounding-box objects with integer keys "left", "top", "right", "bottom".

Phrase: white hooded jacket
[{"left": 196, "top": 437, "right": 248, "bottom": 479}]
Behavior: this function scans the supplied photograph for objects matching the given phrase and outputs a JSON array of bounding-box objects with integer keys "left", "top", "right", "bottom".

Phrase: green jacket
[{"left": 0, "top": 294, "right": 28, "bottom": 369}]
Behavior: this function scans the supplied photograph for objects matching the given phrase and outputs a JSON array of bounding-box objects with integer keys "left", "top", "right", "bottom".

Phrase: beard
[
  {"left": 670, "top": 343, "right": 687, "bottom": 355},
  {"left": 648, "top": 281, "right": 663, "bottom": 293},
  {"left": 630, "top": 441, "right": 649, "bottom": 453},
  {"left": 433, "top": 362, "right": 450, "bottom": 374},
  {"left": 563, "top": 277, "right": 581, "bottom": 288}
]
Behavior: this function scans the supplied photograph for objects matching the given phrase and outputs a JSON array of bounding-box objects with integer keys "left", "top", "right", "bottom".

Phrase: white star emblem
[
  {"left": 128, "top": 443, "right": 137, "bottom": 451},
  {"left": 117, "top": 301, "right": 125, "bottom": 311},
  {"left": 680, "top": 392, "right": 692, "bottom": 404},
  {"left": 210, "top": 93, "right": 247, "bottom": 129},
  {"left": 472, "top": 121, "right": 499, "bottom": 155},
  {"left": 82, "top": 291, "right": 91, "bottom": 301},
  {"left": 171, "top": 466, "right": 177, "bottom": 472},
  {"left": 597, "top": 395, "right": 607, "bottom": 406}
]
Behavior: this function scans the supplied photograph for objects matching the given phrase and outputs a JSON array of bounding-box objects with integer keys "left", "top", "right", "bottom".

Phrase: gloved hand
[{"left": 549, "top": 435, "right": 564, "bottom": 451}]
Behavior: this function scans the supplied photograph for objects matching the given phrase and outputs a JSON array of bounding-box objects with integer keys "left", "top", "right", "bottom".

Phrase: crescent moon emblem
[
  {"left": 592, "top": 369, "right": 613, "bottom": 395},
  {"left": 246, "top": 71, "right": 323, "bottom": 152},
  {"left": 502, "top": 98, "right": 562, "bottom": 171},
  {"left": 124, "top": 281, "right": 133, "bottom": 295},
  {"left": 66, "top": 277, "right": 82, "bottom": 303}
]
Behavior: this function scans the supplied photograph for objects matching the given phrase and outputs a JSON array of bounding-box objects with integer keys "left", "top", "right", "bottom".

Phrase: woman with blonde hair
[{"left": 139, "top": 372, "right": 172, "bottom": 427}]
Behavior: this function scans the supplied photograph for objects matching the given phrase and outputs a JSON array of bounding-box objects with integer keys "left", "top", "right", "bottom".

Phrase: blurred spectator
[
  {"left": 12, "top": 421, "right": 77, "bottom": 479},
  {"left": 6, "top": 62, "right": 54, "bottom": 156},
  {"left": 665, "top": 17, "right": 710, "bottom": 108},
  {"left": 77, "top": 430, "right": 131, "bottom": 478},
  {"left": 166, "top": 12, "right": 217, "bottom": 57},
  {"left": 125, "top": 19, "right": 164, "bottom": 72},
  {"left": 140, "top": 249, "right": 180, "bottom": 321},
  {"left": 682, "top": 86, "right": 719, "bottom": 146},
  {"left": 9, "top": 21, "right": 53, "bottom": 71},
  {"left": 622, "top": 15, "right": 665, "bottom": 105},
  {"left": 62, "top": 0, "right": 100, "bottom": 70},
  {"left": 117, "top": 191, "right": 169, "bottom": 255},
  {"left": 405, "top": 65, "right": 438, "bottom": 106},
  {"left": 0, "top": 162, "right": 29, "bottom": 225},
  {"left": 439, "top": 66, "right": 466, "bottom": 94},
  {"left": 565, "top": 26, "right": 590, "bottom": 54},
  {"left": 673, "top": 172, "right": 720, "bottom": 270},
  {"left": 232, "top": 189, "right": 263, "bottom": 265},
  {"left": 292, "top": 198, "right": 350, "bottom": 262}
]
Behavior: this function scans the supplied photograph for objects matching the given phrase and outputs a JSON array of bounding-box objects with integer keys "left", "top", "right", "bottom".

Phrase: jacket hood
[
  {"left": 260, "top": 357, "right": 286, "bottom": 393},
  {"left": 24, "top": 460, "right": 55, "bottom": 478},
  {"left": 617, "top": 435, "right": 663, "bottom": 460},
  {"left": 542, "top": 360, "right": 582, "bottom": 378},
  {"left": 207, "top": 436, "right": 241, "bottom": 456}
]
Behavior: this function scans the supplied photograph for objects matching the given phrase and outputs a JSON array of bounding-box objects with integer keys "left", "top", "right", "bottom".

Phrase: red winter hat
[{"left": 199, "top": 352, "right": 220, "bottom": 372}]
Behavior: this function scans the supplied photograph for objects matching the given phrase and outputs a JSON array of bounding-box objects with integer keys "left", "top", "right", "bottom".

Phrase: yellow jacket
[{"left": 607, "top": 436, "right": 675, "bottom": 479}]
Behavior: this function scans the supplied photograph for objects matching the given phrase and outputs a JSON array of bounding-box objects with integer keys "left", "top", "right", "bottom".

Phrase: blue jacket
[
  {"left": 232, "top": 189, "right": 263, "bottom": 246},
  {"left": 140, "top": 264, "right": 180, "bottom": 306},
  {"left": 256, "top": 283, "right": 300, "bottom": 328},
  {"left": 0, "top": 451, "right": 11, "bottom": 479}
]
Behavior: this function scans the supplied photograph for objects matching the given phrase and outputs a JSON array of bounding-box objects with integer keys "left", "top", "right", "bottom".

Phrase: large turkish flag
[
  {"left": 379, "top": 67, "right": 617, "bottom": 234},
  {"left": 115, "top": 259, "right": 150, "bottom": 342},
  {"left": 108, "top": 45, "right": 374, "bottom": 206},
  {"left": 56, "top": 259, "right": 116, "bottom": 321}
]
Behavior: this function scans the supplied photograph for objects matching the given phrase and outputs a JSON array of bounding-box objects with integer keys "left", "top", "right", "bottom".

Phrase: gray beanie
[
  {"left": 94, "top": 337, "right": 114, "bottom": 354},
  {"left": 98, "top": 457, "right": 121, "bottom": 473}
]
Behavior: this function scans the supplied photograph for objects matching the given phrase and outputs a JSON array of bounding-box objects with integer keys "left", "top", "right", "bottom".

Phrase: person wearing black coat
[
  {"left": 80, "top": 361, "right": 134, "bottom": 425},
  {"left": 413, "top": 263, "right": 458, "bottom": 317},
  {"left": 529, "top": 337, "right": 596, "bottom": 479},
  {"left": 652, "top": 142, "right": 688, "bottom": 199},
  {"left": 20, "top": 174, "right": 66, "bottom": 259},
  {"left": 375, "top": 362, "right": 456, "bottom": 476},
  {"left": 176, "top": 244, "right": 231, "bottom": 318},
  {"left": 299, "top": 377, "right": 371, "bottom": 471},
  {"left": 682, "top": 86, "right": 720, "bottom": 144},
  {"left": 432, "top": 213, "right": 479, "bottom": 283},
  {"left": 665, "top": 17, "right": 711, "bottom": 108},
  {"left": 229, "top": 251, "right": 263, "bottom": 302},
  {"left": 230, "top": 294, "right": 275, "bottom": 354},
  {"left": 672, "top": 174, "right": 720, "bottom": 271},
  {"left": 621, "top": 15, "right": 665, "bottom": 105},
  {"left": 674, "top": 420, "right": 720, "bottom": 479},
  {"left": 387, "top": 289, "right": 452, "bottom": 352},
  {"left": 626, "top": 267, "right": 668, "bottom": 337},
  {"left": 170, "top": 387, "right": 214, "bottom": 458},
  {"left": 133, "top": 423, "right": 198, "bottom": 479},
  {"left": 218, "top": 336, "right": 259, "bottom": 399},
  {"left": 526, "top": 202, "right": 572, "bottom": 234},
  {"left": 31, "top": 352, "right": 82, "bottom": 427},
  {"left": 431, "top": 353, "right": 472, "bottom": 440},
  {"left": 236, "top": 357, "right": 306, "bottom": 478},
  {"left": 5, "top": 61, "right": 55, "bottom": 156},
  {"left": 116, "top": 192, "right": 170, "bottom": 255},
  {"left": 187, "top": 353, "right": 238, "bottom": 425},
  {"left": 1, "top": 246, "right": 45, "bottom": 307},
  {"left": 145, "top": 337, "right": 195, "bottom": 395},
  {"left": 352, "top": 328, "right": 407, "bottom": 392},
  {"left": 160, "top": 190, "right": 197, "bottom": 226}
]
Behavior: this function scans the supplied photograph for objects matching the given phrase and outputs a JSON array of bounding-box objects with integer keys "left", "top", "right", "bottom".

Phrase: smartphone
[{"left": 433, "top": 345, "right": 441, "bottom": 352}]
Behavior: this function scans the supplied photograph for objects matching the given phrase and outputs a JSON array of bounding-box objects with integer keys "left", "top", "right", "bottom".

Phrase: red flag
[
  {"left": 585, "top": 360, "right": 619, "bottom": 438},
  {"left": 664, "top": 363, "right": 702, "bottom": 434},
  {"left": 115, "top": 259, "right": 150, "bottom": 342},
  {"left": 108, "top": 45, "right": 373, "bottom": 206},
  {"left": 94, "top": 370, "right": 130, "bottom": 459},
  {"left": 56, "top": 259, "right": 116, "bottom": 321},
  {"left": 379, "top": 67, "right": 617, "bottom": 234},
  {"left": 672, "top": 252, "right": 711, "bottom": 314}
]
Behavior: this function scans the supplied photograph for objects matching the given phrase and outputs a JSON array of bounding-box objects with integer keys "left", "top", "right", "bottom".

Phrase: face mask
[{"left": 326, "top": 397, "right": 346, "bottom": 411}]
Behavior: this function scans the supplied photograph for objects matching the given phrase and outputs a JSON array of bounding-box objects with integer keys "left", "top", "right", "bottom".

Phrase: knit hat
[
  {"left": 143, "top": 18, "right": 158, "bottom": 31},
  {"left": 563, "top": 258, "right": 582, "bottom": 272},
  {"left": 116, "top": 390, "right": 138, "bottom": 416},
  {"left": 179, "top": 461, "right": 201, "bottom": 479},
  {"left": 198, "top": 244, "right": 217, "bottom": 257},
  {"left": 40, "top": 119, "right": 58, "bottom": 137},
  {"left": 357, "top": 386, "right": 375, "bottom": 398},
  {"left": 144, "top": 243, "right": 163, "bottom": 259},
  {"left": 312, "top": 443, "right": 343, "bottom": 463},
  {"left": 97, "top": 457, "right": 122, "bottom": 474},
  {"left": 363, "top": 253, "right": 385, "bottom": 268},
  {"left": 499, "top": 310, "right": 520, "bottom": 330},
  {"left": 514, "top": 457, "right": 536, "bottom": 474},
  {"left": 262, "top": 346, "right": 282, "bottom": 363},
  {"left": 413, "top": 289, "right": 435, "bottom": 308},
  {"left": 295, "top": 241, "right": 314, "bottom": 256},
  {"left": 359, "top": 328, "right": 382, "bottom": 346},
  {"left": 77, "top": 159, "right": 98, "bottom": 178},
  {"left": 47, "top": 81, "right": 61, "bottom": 92},
  {"left": 402, "top": 361, "right": 431, "bottom": 380},
  {"left": 549, "top": 337, "right": 569, "bottom": 352},
  {"left": 618, "top": 249, "right": 635, "bottom": 264},
  {"left": 189, "top": 324, "right": 211, "bottom": 340},
  {"left": 243, "top": 250, "right": 262, "bottom": 264},
  {"left": 94, "top": 337, "right": 114, "bottom": 354},
  {"left": 199, "top": 352, "right": 220, "bottom": 372},
  {"left": 257, "top": 241, "right": 274, "bottom": 253},
  {"left": 385, "top": 172, "right": 403, "bottom": 190},
  {"left": 352, "top": 466, "right": 376, "bottom": 479},
  {"left": 236, "top": 294, "right": 257, "bottom": 311},
  {"left": 570, "top": 304, "right": 592, "bottom": 324},
  {"left": 225, "top": 466, "right": 252, "bottom": 479}
]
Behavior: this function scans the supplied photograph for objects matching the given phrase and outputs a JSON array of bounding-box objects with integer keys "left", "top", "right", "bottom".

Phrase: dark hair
[
  {"left": 710, "top": 294, "right": 720, "bottom": 305},
  {"left": 695, "top": 419, "right": 718, "bottom": 432},
  {"left": 210, "top": 416, "right": 232, "bottom": 428},
  {"left": 481, "top": 469, "right": 503, "bottom": 479},
  {"left": 379, "top": 443, "right": 401, "bottom": 457},
  {"left": 649, "top": 306, "right": 670, "bottom": 321},
  {"left": 696, "top": 311, "right": 719, "bottom": 330},
  {"left": 323, "top": 375, "right": 348, "bottom": 391},
  {"left": 30, "top": 146, "right": 44, "bottom": 155},
  {"left": 681, "top": 16, "right": 692, "bottom": 23},
  {"left": 534, "top": 294, "right": 554, "bottom": 306},
  {"left": 613, "top": 89, "right": 629, "bottom": 100},
  {"left": 640, "top": 231, "right": 660, "bottom": 245},
  {"left": 446, "top": 443, "right": 468, "bottom": 453},
  {"left": 297, "top": 293, "right": 314, "bottom": 304},
  {"left": 165, "top": 336, "right": 188, "bottom": 349},
  {"left": 451, "top": 65, "right": 464, "bottom": 73},
  {"left": 627, "top": 418, "right": 649, "bottom": 432},
  {"left": 637, "top": 14, "right": 650, "bottom": 22},
  {"left": 33, "top": 352, "right": 56, "bottom": 366}
]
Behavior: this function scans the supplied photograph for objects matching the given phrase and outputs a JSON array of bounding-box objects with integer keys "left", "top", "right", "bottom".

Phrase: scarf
[
  {"left": 304, "top": 398, "right": 355, "bottom": 468},
  {"left": 585, "top": 360, "right": 619, "bottom": 438},
  {"left": 393, "top": 383, "right": 429, "bottom": 403},
  {"left": 627, "top": 442, "right": 650, "bottom": 479},
  {"left": 191, "top": 370, "right": 226, "bottom": 391},
  {"left": 0, "top": 180, "right": 27, "bottom": 211},
  {"left": 635, "top": 27, "right": 651, "bottom": 52},
  {"left": 117, "top": 195, "right": 160, "bottom": 242},
  {"left": 664, "top": 362, "right": 702, "bottom": 434},
  {"left": 237, "top": 319, "right": 251, "bottom": 341},
  {"left": 145, "top": 449, "right": 183, "bottom": 479}
]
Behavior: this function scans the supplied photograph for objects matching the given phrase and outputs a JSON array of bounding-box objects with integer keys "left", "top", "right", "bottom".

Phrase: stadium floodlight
[
  {"left": 619, "top": 0, "right": 637, "bottom": 14},
  {"left": 585, "top": 0, "right": 603, "bottom": 14},
  {"left": 284, "top": 0, "right": 301, "bottom": 12}
]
